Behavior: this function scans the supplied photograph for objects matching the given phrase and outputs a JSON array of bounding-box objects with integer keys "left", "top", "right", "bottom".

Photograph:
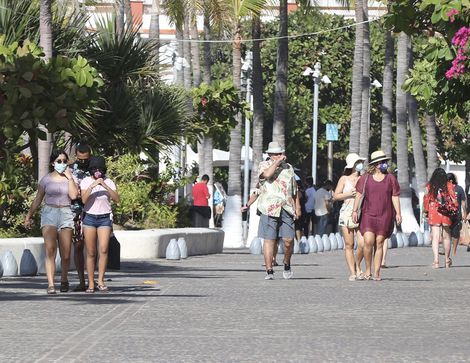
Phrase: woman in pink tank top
[{"left": 24, "top": 150, "right": 79, "bottom": 294}]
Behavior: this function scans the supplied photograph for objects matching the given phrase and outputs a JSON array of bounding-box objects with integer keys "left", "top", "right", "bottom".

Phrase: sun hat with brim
[
  {"left": 369, "top": 150, "right": 390, "bottom": 165},
  {"left": 344, "top": 153, "right": 366, "bottom": 169},
  {"left": 265, "top": 141, "right": 285, "bottom": 154}
]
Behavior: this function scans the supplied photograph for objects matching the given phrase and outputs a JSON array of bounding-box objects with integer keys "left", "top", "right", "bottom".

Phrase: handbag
[
  {"left": 437, "top": 189, "right": 458, "bottom": 220},
  {"left": 459, "top": 221, "right": 470, "bottom": 246}
]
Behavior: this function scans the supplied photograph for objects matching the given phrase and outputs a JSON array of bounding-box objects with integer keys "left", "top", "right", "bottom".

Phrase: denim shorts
[
  {"left": 82, "top": 213, "right": 113, "bottom": 228},
  {"left": 258, "top": 209, "right": 295, "bottom": 240},
  {"left": 41, "top": 205, "right": 74, "bottom": 230}
]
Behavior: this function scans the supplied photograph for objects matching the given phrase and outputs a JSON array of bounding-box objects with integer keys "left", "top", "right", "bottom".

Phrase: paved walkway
[{"left": 1, "top": 246, "right": 470, "bottom": 362}]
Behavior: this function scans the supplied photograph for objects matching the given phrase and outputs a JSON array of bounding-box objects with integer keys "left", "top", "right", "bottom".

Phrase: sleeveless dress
[
  {"left": 355, "top": 173, "right": 400, "bottom": 238},
  {"left": 338, "top": 178, "right": 356, "bottom": 227}
]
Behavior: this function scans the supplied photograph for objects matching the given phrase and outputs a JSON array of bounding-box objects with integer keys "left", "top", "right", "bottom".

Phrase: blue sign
[{"left": 326, "top": 123, "right": 338, "bottom": 141}]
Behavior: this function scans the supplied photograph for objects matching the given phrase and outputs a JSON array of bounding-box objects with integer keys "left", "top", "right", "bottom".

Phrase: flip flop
[
  {"left": 85, "top": 287, "right": 95, "bottom": 294},
  {"left": 47, "top": 286, "right": 56, "bottom": 295},
  {"left": 97, "top": 284, "right": 108, "bottom": 292}
]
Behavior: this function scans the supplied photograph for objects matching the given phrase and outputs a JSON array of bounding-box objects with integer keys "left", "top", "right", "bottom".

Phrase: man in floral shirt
[{"left": 257, "top": 141, "right": 301, "bottom": 280}]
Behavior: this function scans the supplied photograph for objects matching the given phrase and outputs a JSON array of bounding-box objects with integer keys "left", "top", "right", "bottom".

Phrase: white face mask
[
  {"left": 355, "top": 163, "right": 364, "bottom": 172},
  {"left": 54, "top": 162, "right": 67, "bottom": 174}
]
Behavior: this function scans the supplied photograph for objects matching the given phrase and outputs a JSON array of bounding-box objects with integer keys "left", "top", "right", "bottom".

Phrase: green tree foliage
[{"left": 386, "top": 0, "right": 470, "bottom": 160}]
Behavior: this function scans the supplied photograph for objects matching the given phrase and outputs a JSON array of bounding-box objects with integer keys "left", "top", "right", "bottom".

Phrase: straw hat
[
  {"left": 369, "top": 150, "right": 390, "bottom": 164},
  {"left": 344, "top": 153, "right": 366, "bottom": 169},
  {"left": 265, "top": 141, "right": 285, "bottom": 154}
]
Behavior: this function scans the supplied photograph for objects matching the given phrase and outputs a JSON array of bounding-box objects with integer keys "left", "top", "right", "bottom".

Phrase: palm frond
[{"left": 0, "top": 0, "right": 40, "bottom": 45}]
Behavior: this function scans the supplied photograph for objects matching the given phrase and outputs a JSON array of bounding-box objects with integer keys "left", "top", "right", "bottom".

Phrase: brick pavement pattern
[{"left": 1, "top": 247, "right": 470, "bottom": 362}]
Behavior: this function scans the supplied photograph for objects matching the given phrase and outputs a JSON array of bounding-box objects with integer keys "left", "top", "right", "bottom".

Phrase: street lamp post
[
  {"left": 242, "top": 51, "right": 252, "bottom": 242},
  {"left": 303, "top": 62, "right": 331, "bottom": 184}
]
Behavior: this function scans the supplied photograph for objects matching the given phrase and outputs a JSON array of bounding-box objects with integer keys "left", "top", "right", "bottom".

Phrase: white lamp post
[
  {"left": 368, "top": 79, "right": 382, "bottom": 130},
  {"left": 303, "top": 62, "right": 331, "bottom": 184}
]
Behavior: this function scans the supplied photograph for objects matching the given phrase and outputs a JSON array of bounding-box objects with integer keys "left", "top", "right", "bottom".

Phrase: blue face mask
[
  {"left": 378, "top": 162, "right": 389, "bottom": 173},
  {"left": 355, "top": 163, "right": 364, "bottom": 172},
  {"left": 54, "top": 162, "right": 67, "bottom": 174}
]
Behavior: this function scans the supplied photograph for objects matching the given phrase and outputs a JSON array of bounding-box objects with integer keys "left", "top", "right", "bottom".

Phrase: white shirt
[
  {"left": 314, "top": 188, "right": 332, "bottom": 216},
  {"left": 304, "top": 187, "right": 316, "bottom": 213}
]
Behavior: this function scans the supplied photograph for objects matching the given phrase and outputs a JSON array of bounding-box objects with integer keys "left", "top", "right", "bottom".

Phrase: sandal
[
  {"left": 446, "top": 258, "right": 452, "bottom": 268},
  {"left": 348, "top": 275, "right": 356, "bottom": 282},
  {"left": 356, "top": 270, "right": 365, "bottom": 280},
  {"left": 60, "top": 281, "right": 69, "bottom": 293},
  {"left": 432, "top": 261, "right": 439, "bottom": 269},
  {"left": 47, "top": 286, "right": 56, "bottom": 295},
  {"left": 97, "top": 284, "right": 109, "bottom": 292},
  {"left": 373, "top": 276, "right": 382, "bottom": 281},
  {"left": 363, "top": 274, "right": 372, "bottom": 281},
  {"left": 85, "top": 287, "right": 95, "bottom": 294}
]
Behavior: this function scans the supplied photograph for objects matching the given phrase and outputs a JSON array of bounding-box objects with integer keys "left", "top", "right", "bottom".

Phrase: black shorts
[{"left": 451, "top": 221, "right": 462, "bottom": 239}]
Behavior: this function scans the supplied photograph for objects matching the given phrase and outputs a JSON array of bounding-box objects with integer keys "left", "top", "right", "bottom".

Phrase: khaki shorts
[
  {"left": 258, "top": 209, "right": 295, "bottom": 240},
  {"left": 40, "top": 205, "right": 74, "bottom": 230}
]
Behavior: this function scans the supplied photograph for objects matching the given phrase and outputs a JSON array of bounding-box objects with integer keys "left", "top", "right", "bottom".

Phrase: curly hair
[{"left": 429, "top": 167, "right": 448, "bottom": 198}]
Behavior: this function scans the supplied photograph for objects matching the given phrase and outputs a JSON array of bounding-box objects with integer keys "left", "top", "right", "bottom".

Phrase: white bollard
[
  {"left": 1, "top": 250, "right": 18, "bottom": 277},
  {"left": 20, "top": 249, "right": 38, "bottom": 276},
  {"left": 177, "top": 237, "right": 188, "bottom": 259},
  {"left": 166, "top": 238, "right": 181, "bottom": 260},
  {"left": 315, "top": 235, "right": 324, "bottom": 252},
  {"left": 308, "top": 236, "right": 317, "bottom": 253},
  {"left": 329, "top": 233, "right": 338, "bottom": 250},
  {"left": 322, "top": 234, "right": 331, "bottom": 251},
  {"left": 249, "top": 237, "right": 263, "bottom": 255}
]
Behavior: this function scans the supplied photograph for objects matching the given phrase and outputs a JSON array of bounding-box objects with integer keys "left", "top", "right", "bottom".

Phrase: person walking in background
[
  {"left": 304, "top": 176, "right": 316, "bottom": 236},
  {"left": 191, "top": 174, "right": 211, "bottom": 227},
  {"left": 447, "top": 173, "right": 467, "bottom": 255},
  {"left": 213, "top": 182, "right": 226, "bottom": 228},
  {"left": 352, "top": 150, "right": 401, "bottom": 281},
  {"left": 295, "top": 177, "right": 306, "bottom": 241},
  {"left": 257, "top": 141, "right": 301, "bottom": 280},
  {"left": 423, "top": 168, "right": 458, "bottom": 268},
  {"left": 24, "top": 150, "right": 79, "bottom": 294},
  {"left": 334, "top": 153, "right": 365, "bottom": 281},
  {"left": 80, "top": 156, "right": 120, "bottom": 293},
  {"left": 314, "top": 180, "right": 333, "bottom": 236},
  {"left": 69, "top": 142, "right": 91, "bottom": 292}
]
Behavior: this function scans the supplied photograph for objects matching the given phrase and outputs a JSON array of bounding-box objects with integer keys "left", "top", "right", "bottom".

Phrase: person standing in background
[
  {"left": 191, "top": 175, "right": 211, "bottom": 227},
  {"left": 447, "top": 173, "right": 466, "bottom": 256},
  {"left": 314, "top": 180, "right": 333, "bottom": 236},
  {"left": 304, "top": 176, "right": 316, "bottom": 236}
]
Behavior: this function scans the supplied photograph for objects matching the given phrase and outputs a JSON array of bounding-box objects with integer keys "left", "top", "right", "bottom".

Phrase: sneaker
[
  {"left": 265, "top": 269, "right": 274, "bottom": 280},
  {"left": 283, "top": 265, "right": 293, "bottom": 279}
]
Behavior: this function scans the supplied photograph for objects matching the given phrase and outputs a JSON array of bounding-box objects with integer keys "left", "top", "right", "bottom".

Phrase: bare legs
[
  {"left": 263, "top": 239, "right": 276, "bottom": 271},
  {"left": 363, "top": 232, "right": 374, "bottom": 278},
  {"left": 341, "top": 226, "right": 356, "bottom": 277},
  {"left": 381, "top": 239, "right": 389, "bottom": 267},
  {"left": 84, "top": 226, "right": 112, "bottom": 290},
  {"left": 42, "top": 226, "right": 72, "bottom": 289},
  {"left": 363, "top": 231, "right": 386, "bottom": 279},
  {"left": 373, "top": 235, "right": 386, "bottom": 279},
  {"left": 283, "top": 238, "right": 293, "bottom": 266},
  {"left": 431, "top": 225, "right": 451, "bottom": 267},
  {"left": 74, "top": 237, "right": 85, "bottom": 287},
  {"left": 356, "top": 233, "right": 364, "bottom": 273}
]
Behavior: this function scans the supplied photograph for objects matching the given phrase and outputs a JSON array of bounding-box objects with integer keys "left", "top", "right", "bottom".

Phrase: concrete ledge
[{"left": 114, "top": 228, "right": 225, "bottom": 259}]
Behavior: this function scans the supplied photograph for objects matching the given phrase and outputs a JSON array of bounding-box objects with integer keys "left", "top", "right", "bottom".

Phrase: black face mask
[{"left": 77, "top": 158, "right": 90, "bottom": 171}]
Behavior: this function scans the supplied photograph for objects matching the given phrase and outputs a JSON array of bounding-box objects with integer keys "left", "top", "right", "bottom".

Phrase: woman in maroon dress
[{"left": 352, "top": 150, "right": 402, "bottom": 280}]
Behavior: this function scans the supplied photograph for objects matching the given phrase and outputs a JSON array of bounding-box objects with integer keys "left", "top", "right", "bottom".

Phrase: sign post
[{"left": 326, "top": 124, "right": 338, "bottom": 181}]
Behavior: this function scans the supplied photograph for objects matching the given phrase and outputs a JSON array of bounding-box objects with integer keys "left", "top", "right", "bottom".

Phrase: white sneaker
[
  {"left": 265, "top": 273, "right": 274, "bottom": 280},
  {"left": 283, "top": 269, "right": 293, "bottom": 279}
]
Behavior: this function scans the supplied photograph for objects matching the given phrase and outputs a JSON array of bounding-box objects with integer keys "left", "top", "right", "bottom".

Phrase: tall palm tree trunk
[
  {"left": 381, "top": 30, "right": 394, "bottom": 157},
  {"left": 191, "top": 21, "right": 201, "bottom": 87},
  {"left": 124, "top": 0, "right": 133, "bottom": 31},
  {"left": 396, "top": 32, "right": 418, "bottom": 233},
  {"left": 272, "top": 0, "right": 288, "bottom": 147},
  {"left": 425, "top": 114, "right": 439, "bottom": 177},
  {"left": 359, "top": 1, "right": 370, "bottom": 159},
  {"left": 247, "top": 15, "right": 265, "bottom": 245},
  {"left": 224, "top": 27, "right": 244, "bottom": 248},
  {"left": 38, "top": 0, "right": 53, "bottom": 181},
  {"left": 349, "top": 0, "right": 364, "bottom": 153},
  {"left": 202, "top": 11, "right": 211, "bottom": 85},
  {"left": 176, "top": 29, "right": 184, "bottom": 86},
  {"left": 183, "top": 13, "right": 192, "bottom": 90},
  {"left": 149, "top": 0, "right": 161, "bottom": 69},
  {"left": 115, "top": 0, "right": 125, "bottom": 37}
]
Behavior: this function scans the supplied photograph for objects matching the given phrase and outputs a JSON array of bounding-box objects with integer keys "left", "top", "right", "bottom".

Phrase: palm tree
[
  {"left": 381, "top": 29, "right": 394, "bottom": 157},
  {"left": 349, "top": 0, "right": 364, "bottom": 153},
  {"left": 272, "top": 0, "right": 288, "bottom": 147},
  {"left": 247, "top": 14, "right": 265, "bottom": 245},
  {"left": 396, "top": 32, "right": 418, "bottom": 233},
  {"left": 425, "top": 114, "right": 439, "bottom": 177},
  {"left": 359, "top": 0, "right": 370, "bottom": 159},
  {"left": 149, "top": 0, "right": 161, "bottom": 68},
  {"left": 38, "top": 0, "right": 53, "bottom": 181},
  {"left": 115, "top": 0, "right": 125, "bottom": 36},
  {"left": 224, "top": 0, "right": 265, "bottom": 248}
]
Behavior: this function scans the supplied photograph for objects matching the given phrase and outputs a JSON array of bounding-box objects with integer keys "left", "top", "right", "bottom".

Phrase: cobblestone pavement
[{"left": 1, "top": 246, "right": 470, "bottom": 362}]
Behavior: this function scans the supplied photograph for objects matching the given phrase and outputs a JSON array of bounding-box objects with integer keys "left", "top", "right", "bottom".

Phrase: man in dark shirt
[
  {"left": 447, "top": 173, "right": 467, "bottom": 255},
  {"left": 69, "top": 142, "right": 91, "bottom": 291}
]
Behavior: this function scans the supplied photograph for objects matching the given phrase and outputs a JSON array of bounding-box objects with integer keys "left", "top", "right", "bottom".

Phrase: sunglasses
[
  {"left": 77, "top": 158, "right": 89, "bottom": 163},
  {"left": 55, "top": 159, "right": 67, "bottom": 164}
]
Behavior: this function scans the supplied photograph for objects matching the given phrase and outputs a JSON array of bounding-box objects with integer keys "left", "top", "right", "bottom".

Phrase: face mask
[
  {"left": 93, "top": 170, "right": 103, "bottom": 179},
  {"left": 378, "top": 163, "right": 388, "bottom": 173},
  {"left": 77, "top": 159, "right": 89, "bottom": 171},
  {"left": 54, "top": 162, "right": 67, "bottom": 174},
  {"left": 355, "top": 163, "right": 364, "bottom": 172}
]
